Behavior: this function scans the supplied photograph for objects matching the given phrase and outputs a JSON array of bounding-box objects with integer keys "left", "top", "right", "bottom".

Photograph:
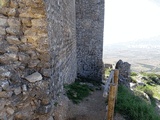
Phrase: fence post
[
  {"left": 107, "top": 84, "right": 117, "bottom": 120},
  {"left": 114, "top": 69, "right": 119, "bottom": 101},
  {"left": 107, "top": 69, "right": 119, "bottom": 120},
  {"left": 114, "top": 69, "right": 119, "bottom": 85}
]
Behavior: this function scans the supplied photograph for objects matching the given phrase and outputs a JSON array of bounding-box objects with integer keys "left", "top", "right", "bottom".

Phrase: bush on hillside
[{"left": 115, "top": 85, "right": 160, "bottom": 120}]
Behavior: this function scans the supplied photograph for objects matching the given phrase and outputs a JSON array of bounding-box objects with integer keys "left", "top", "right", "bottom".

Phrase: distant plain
[{"left": 103, "top": 38, "right": 160, "bottom": 73}]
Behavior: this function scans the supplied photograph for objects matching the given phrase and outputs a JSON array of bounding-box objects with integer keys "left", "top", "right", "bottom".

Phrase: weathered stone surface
[
  {"left": 6, "top": 107, "right": 14, "bottom": 115},
  {"left": 6, "top": 36, "right": 21, "bottom": 44},
  {"left": 7, "top": 53, "right": 18, "bottom": 61},
  {"left": 0, "top": 55, "right": 8, "bottom": 64},
  {"left": 0, "top": 99, "right": 6, "bottom": 111},
  {"left": 0, "top": 80, "right": 9, "bottom": 91},
  {"left": 18, "top": 52, "right": 30, "bottom": 63},
  {"left": 0, "top": 7, "right": 9, "bottom": 15},
  {"left": 25, "top": 72, "right": 42, "bottom": 83},
  {"left": 41, "top": 98, "right": 50, "bottom": 105},
  {"left": 38, "top": 52, "right": 50, "bottom": 61},
  {"left": 20, "top": 36, "right": 27, "bottom": 43},
  {"left": 6, "top": 27, "right": 22, "bottom": 35},
  {"left": 27, "top": 50, "right": 38, "bottom": 59},
  {"left": 28, "top": 59, "right": 40, "bottom": 68},
  {"left": 0, "top": 41, "right": 7, "bottom": 54},
  {"left": 0, "top": 27, "right": 6, "bottom": 35},
  {"left": 0, "top": 0, "right": 51, "bottom": 119},
  {"left": 21, "top": 18, "right": 32, "bottom": 27},
  {"left": 31, "top": 18, "right": 47, "bottom": 27},
  {"left": 42, "top": 69, "right": 50, "bottom": 77},
  {"left": 8, "top": 8, "right": 17, "bottom": 16},
  {"left": 37, "top": 103, "right": 52, "bottom": 114},
  {"left": 0, "top": 91, "right": 12, "bottom": 98},
  {"left": 23, "top": 0, "right": 43, "bottom": 7},
  {"left": 116, "top": 60, "right": 131, "bottom": 88},
  {"left": 19, "top": 8, "right": 45, "bottom": 18},
  {"left": 0, "top": 0, "right": 9, "bottom": 7},
  {"left": 14, "top": 111, "right": 31, "bottom": 120},
  {"left": 18, "top": 44, "right": 35, "bottom": 51},
  {"left": 48, "top": 116, "right": 54, "bottom": 120},
  {"left": 6, "top": 45, "right": 19, "bottom": 53},
  {"left": 0, "top": 16, "right": 8, "bottom": 26},
  {"left": 10, "top": 73, "right": 21, "bottom": 83},
  {"left": 0, "top": 87, "right": 2, "bottom": 92},
  {"left": 24, "top": 27, "right": 39, "bottom": 36},
  {"left": 22, "top": 84, "right": 27, "bottom": 95},
  {"left": 10, "top": 0, "right": 18, "bottom": 8},
  {"left": 14, "top": 87, "right": 21, "bottom": 95},
  {"left": 8, "top": 18, "right": 21, "bottom": 27},
  {"left": 0, "top": 67, "right": 11, "bottom": 78}
]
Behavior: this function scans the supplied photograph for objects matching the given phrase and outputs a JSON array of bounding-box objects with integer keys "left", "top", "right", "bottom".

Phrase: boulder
[
  {"left": 116, "top": 60, "right": 131, "bottom": 88},
  {"left": 134, "top": 90, "right": 151, "bottom": 104}
]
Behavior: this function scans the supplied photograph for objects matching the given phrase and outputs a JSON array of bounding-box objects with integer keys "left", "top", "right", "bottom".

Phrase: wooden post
[
  {"left": 114, "top": 69, "right": 119, "bottom": 85},
  {"left": 106, "top": 69, "right": 119, "bottom": 120},
  {"left": 107, "top": 84, "right": 117, "bottom": 120},
  {"left": 114, "top": 69, "right": 119, "bottom": 101}
]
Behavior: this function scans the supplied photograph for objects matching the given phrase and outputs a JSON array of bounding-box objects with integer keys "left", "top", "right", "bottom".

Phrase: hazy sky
[{"left": 104, "top": 0, "right": 160, "bottom": 45}]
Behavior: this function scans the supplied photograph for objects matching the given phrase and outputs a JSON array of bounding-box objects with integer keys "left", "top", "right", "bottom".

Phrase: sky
[{"left": 103, "top": 0, "right": 160, "bottom": 45}]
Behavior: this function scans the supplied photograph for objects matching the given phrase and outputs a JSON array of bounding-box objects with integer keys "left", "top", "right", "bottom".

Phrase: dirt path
[
  {"left": 66, "top": 90, "right": 106, "bottom": 120},
  {"left": 66, "top": 90, "right": 125, "bottom": 120}
]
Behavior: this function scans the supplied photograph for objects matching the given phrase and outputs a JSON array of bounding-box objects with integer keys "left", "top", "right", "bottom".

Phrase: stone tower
[{"left": 76, "top": 0, "right": 104, "bottom": 81}]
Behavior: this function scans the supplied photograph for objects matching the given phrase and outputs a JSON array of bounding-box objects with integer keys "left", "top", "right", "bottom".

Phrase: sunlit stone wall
[{"left": 0, "top": 0, "right": 76, "bottom": 119}]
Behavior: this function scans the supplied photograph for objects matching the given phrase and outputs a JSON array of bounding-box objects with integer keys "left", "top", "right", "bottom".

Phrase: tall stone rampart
[
  {"left": 76, "top": 0, "right": 104, "bottom": 81},
  {"left": 0, "top": 0, "right": 76, "bottom": 119}
]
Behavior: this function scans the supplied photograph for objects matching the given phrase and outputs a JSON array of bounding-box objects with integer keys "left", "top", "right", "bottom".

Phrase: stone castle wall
[
  {"left": 76, "top": 0, "right": 104, "bottom": 81},
  {"left": 0, "top": 0, "right": 76, "bottom": 119},
  {"left": 0, "top": 0, "right": 103, "bottom": 119},
  {"left": 45, "top": 0, "right": 77, "bottom": 97}
]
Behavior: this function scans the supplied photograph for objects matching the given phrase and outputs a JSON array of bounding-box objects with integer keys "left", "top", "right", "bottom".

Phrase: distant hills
[{"left": 103, "top": 36, "right": 160, "bottom": 73}]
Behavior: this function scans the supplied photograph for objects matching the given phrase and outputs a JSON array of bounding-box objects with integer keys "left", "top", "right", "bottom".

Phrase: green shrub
[
  {"left": 149, "top": 75, "right": 160, "bottom": 85},
  {"left": 115, "top": 85, "right": 160, "bottom": 120},
  {"left": 141, "top": 72, "right": 160, "bottom": 85},
  {"left": 131, "top": 72, "right": 138, "bottom": 76},
  {"left": 136, "top": 86, "right": 153, "bottom": 97},
  {"left": 64, "top": 82, "right": 91, "bottom": 104},
  {"left": 130, "top": 77, "right": 137, "bottom": 83},
  {"left": 105, "top": 68, "right": 112, "bottom": 77}
]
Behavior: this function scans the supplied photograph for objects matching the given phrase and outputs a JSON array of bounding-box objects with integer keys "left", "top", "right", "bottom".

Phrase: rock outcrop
[{"left": 116, "top": 60, "right": 131, "bottom": 88}]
